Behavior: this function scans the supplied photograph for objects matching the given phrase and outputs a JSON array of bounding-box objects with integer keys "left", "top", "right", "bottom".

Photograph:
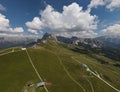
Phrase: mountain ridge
[{"left": 0, "top": 34, "right": 120, "bottom": 92}]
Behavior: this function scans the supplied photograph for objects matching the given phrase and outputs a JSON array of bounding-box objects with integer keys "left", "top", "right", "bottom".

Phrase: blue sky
[{"left": 0, "top": 0, "right": 120, "bottom": 38}]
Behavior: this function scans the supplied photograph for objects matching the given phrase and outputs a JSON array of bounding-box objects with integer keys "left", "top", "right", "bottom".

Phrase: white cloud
[
  {"left": 9, "top": 27, "right": 24, "bottom": 33},
  {"left": 25, "top": 17, "right": 44, "bottom": 34},
  {"left": 28, "top": 29, "right": 38, "bottom": 34},
  {"left": 0, "top": 13, "right": 24, "bottom": 33},
  {"left": 0, "top": 33, "right": 23, "bottom": 37},
  {"left": 55, "top": 31, "right": 97, "bottom": 38},
  {"left": 0, "top": 4, "right": 6, "bottom": 11},
  {"left": 26, "top": 3, "right": 97, "bottom": 38},
  {"left": 26, "top": 17, "right": 44, "bottom": 31},
  {"left": 41, "top": 3, "right": 97, "bottom": 32},
  {"left": 77, "top": 31, "right": 98, "bottom": 38},
  {"left": 101, "top": 24, "right": 120, "bottom": 36},
  {"left": 0, "top": 14, "right": 9, "bottom": 32},
  {"left": 88, "top": 0, "right": 120, "bottom": 11},
  {"left": 88, "top": 0, "right": 105, "bottom": 10},
  {"left": 106, "top": 0, "right": 120, "bottom": 11}
]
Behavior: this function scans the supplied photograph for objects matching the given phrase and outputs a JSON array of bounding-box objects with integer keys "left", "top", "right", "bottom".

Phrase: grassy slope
[
  {"left": 28, "top": 48, "right": 82, "bottom": 92},
  {"left": 0, "top": 41, "right": 120, "bottom": 92},
  {"left": 0, "top": 50, "right": 39, "bottom": 92},
  {"left": 58, "top": 43, "right": 120, "bottom": 91},
  {"left": 35, "top": 41, "right": 120, "bottom": 92}
]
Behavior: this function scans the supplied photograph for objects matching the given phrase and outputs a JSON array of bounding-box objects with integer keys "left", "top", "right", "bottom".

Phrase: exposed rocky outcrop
[{"left": 57, "top": 36, "right": 104, "bottom": 48}]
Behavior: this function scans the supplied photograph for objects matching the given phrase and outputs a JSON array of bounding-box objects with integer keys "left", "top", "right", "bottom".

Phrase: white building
[
  {"left": 21, "top": 48, "right": 26, "bottom": 50},
  {"left": 37, "top": 82, "right": 45, "bottom": 87},
  {"left": 82, "top": 64, "right": 90, "bottom": 71}
]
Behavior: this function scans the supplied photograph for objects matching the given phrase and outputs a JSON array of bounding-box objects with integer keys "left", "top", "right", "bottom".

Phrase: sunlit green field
[{"left": 0, "top": 41, "right": 120, "bottom": 92}]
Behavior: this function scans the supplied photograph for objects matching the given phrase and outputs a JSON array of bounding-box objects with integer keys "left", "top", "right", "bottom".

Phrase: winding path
[
  {"left": 25, "top": 49, "right": 49, "bottom": 92},
  {"left": 72, "top": 57, "right": 120, "bottom": 92},
  {"left": 57, "top": 55, "right": 86, "bottom": 92},
  {"left": 1, "top": 45, "right": 120, "bottom": 92},
  {"left": 0, "top": 49, "right": 21, "bottom": 56}
]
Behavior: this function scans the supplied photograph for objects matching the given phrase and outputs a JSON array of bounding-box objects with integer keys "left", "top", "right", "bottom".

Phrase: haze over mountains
[
  {"left": 1, "top": 32, "right": 120, "bottom": 62},
  {"left": 0, "top": 36, "right": 38, "bottom": 49},
  {"left": 97, "top": 35, "right": 120, "bottom": 48},
  {"left": 0, "top": 32, "right": 120, "bottom": 49}
]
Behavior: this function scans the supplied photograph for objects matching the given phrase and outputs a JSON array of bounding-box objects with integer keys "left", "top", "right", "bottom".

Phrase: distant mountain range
[
  {"left": 41, "top": 33, "right": 120, "bottom": 61},
  {"left": 57, "top": 36, "right": 105, "bottom": 48},
  {"left": 41, "top": 32, "right": 104, "bottom": 48},
  {"left": 96, "top": 36, "right": 120, "bottom": 48},
  {"left": 0, "top": 33, "right": 120, "bottom": 50},
  {"left": 1, "top": 35, "right": 120, "bottom": 92},
  {"left": 0, "top": 36, "right": 38, "bottom": 49}
]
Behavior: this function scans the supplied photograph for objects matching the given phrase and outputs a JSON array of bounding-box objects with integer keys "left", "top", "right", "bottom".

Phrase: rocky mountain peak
[{"left": 41, "top": 32, "right": 57, "bottom": 42}]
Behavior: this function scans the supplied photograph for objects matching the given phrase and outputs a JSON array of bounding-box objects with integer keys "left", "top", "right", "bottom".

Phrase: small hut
[
  {"left": 82, "top": 64, "right": 90, "bottom": 71},
  {"left": 21, "top": 48, "right": 26, "bottom": 50}
]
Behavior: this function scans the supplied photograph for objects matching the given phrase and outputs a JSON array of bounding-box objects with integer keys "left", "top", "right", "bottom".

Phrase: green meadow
[{"left": 0, "top": 41, "right": 120, "bottom": 92}]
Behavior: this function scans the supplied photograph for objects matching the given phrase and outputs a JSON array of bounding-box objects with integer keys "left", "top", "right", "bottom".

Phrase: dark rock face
[
  {"left": 41, "top": 32, "right": 57, "bottom": 41},
  {"left": 74, "top": 38, "right": 104, "bottom": 48},
  {"left": 42, "top": 33, "right": 120, "bottom": 49},
  {"left": 41, "top": 32, "right": 51, "bottom": 41},
  {"left": 57, "top": 36, "right": 104, "bottom": 48},
  {"left": 57, "top": 36, "right": 72, "bottom": 44}
]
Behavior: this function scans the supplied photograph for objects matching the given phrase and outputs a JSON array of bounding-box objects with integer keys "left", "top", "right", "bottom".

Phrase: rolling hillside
[{"left": 0, "top": 40, "right": 120, "bottom": 92}]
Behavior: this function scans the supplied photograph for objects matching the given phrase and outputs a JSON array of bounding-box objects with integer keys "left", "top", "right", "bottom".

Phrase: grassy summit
[{"left": 0, "top": 40, "right": 120, "bottom": 92}]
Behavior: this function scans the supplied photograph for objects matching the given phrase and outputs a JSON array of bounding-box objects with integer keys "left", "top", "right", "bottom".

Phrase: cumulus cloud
[
  {"left": 0, "top": 14, "right": 9, "bottom": 32},
  {"left": 28, "top": 29, "right": 38, "bottom": 34},
  {"left": 55, "top": 31, "right": 97, "bottom": 38},
  {"left": 88, "top": 0, "right": 120, "bottom": 11},
  {"left": 0, "top": 4, "right": 6, "bottom": 11},
  {"left": 9, "top": 27, "right": 24, "bottom": 33},
  {"left": 0, "top": 13, "right": 24, "bottom": 34},
  {"left": 106, "top": 0, "right": 120, "bottom": 11},
  {"left": 88, "top": 0, "right": 105, "bottom": 11},
  {"left": 77, "top": 31, "right": 98, "bottom": 38},
  {"left": 88, "top": 0, "right": 105, "bottom": 10},
  {"left": 26, "top": 17, "right": 44, "bottom": 32},
  {"left": 101, "top": 24, "right": 120, "bottom": 36},
  {"left": 26, "top": 3, "right": 97, "bottom": 38},
  {"left": 0, "top": 33, "right": 23, "bottom": 37}
]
